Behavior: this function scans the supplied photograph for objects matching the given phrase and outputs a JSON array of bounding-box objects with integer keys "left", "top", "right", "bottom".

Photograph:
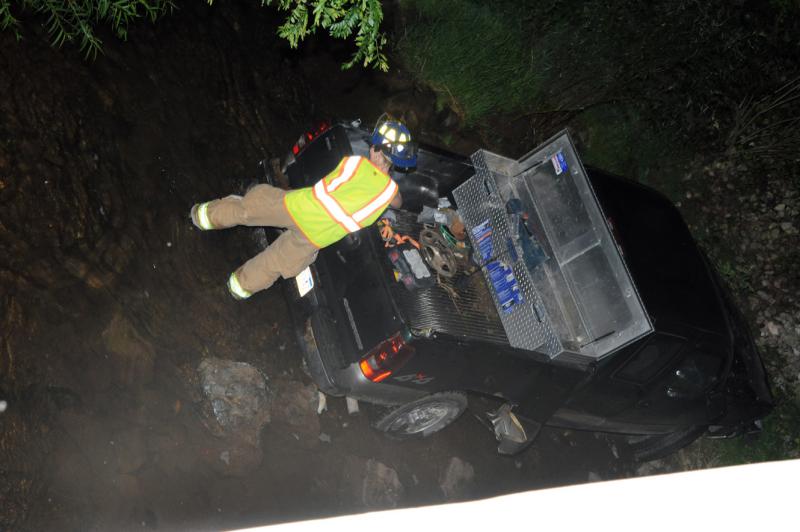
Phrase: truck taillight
[
  {"left": 359, "top": 331, "right": 415, "bottom": 383},
  {"left": 290, "top": 121, "right": 331, "bottom": 156}
]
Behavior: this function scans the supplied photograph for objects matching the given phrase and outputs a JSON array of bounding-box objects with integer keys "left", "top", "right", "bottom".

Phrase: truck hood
[{"left": 588, "top": 169, "right": 727, "bottom": 337}]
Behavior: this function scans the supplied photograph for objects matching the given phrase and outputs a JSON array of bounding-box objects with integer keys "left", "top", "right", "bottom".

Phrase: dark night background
[{"left": 0, "top": 0, "right": 798, "bottom": 529}]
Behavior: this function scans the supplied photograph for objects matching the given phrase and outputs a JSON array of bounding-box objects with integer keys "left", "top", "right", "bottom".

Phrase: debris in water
[
  {"left": 319, "top": 432, "right": 331, "bottom": 443},
  {"left": 0, "top": 400, "right": 7, "bottom": 413}
]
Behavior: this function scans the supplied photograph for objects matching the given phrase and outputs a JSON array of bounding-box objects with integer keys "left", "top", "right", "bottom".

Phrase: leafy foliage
[
  {"left": 0, "top": 0, "right": 174, "bottom": 58},
  {"left": 263, "top": 0, "right": 387, "bottom": 71},
  {"left": 0, "top": 0, "right": 388, "bottom": 69}
]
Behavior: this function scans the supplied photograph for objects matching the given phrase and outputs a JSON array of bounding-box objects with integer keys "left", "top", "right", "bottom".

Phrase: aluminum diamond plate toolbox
[{"left": 452, "top": 131, "right": 652, "bottom": 361}]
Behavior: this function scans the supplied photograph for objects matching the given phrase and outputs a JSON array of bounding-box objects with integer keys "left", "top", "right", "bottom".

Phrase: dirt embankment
[{"left": 0, "top": 3, "right": 312, "bottom": 528}]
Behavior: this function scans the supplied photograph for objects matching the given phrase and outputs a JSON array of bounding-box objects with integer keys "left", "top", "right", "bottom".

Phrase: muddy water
[{"left": 1, "top": 3, "right": 628, "bottom": 530}]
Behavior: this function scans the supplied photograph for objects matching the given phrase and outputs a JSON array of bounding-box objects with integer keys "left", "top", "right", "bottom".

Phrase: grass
[
  {"left": 395, "top": 0, "right": 799, "bottom": 191},
  {"left": 576, "top": 104, "right": 691, "bottom": 198},
  {"left": 396, "top": 0, "right": 545, "bottom": 125}
]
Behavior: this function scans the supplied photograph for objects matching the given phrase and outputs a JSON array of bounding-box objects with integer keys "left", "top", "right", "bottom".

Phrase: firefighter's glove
[{"left": 378, "top": 218, "right": 396, "bottom": 246}]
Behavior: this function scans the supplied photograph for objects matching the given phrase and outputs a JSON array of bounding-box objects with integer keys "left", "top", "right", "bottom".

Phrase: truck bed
[{"left": 380, "top": 211, "right": 508, "bottom": 345}]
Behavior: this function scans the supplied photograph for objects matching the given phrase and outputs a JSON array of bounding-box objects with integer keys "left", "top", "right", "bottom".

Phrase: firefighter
[{"left": 190, "top": 118, "right": 418, "bottom": 300}]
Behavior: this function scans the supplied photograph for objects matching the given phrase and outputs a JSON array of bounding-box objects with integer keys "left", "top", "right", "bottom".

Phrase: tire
[{"left": 372, "top": 392, "right": 468, "bottom": 440}]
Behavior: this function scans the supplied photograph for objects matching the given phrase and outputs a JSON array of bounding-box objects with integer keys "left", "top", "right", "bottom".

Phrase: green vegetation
[
  {"left": 397, "top": 0, "right": 800, "bottom": 179},
  {"left": 396, "top": 0, "right": 544, "bottom": 124},
  {"left": 269, "top": 0, "right": 387, "bottom": 71},
  {"left": 713, "top": 258, "right": 755, "bottom": 295},
  {"left": 576, "top": 105, "right": 689, "bottom": 199},
  {"left": 0, "top": 0, "right": 387, "bottom": 68},
  {"left": 0, "top": 0, "right": 174, "bottom": 57}
]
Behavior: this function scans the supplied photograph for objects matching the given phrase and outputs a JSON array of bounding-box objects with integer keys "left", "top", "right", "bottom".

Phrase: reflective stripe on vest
[
  {"left": 327, "top": 156, "right": 361, "bottom": 192},
  {"left": 313, "top": 180, "right": 361, "bottom": 233},
  {"left": 352, "top": 179, "right": 397, "bottom": 222},
  {"left": 284, "top": 156, "right": 397, "bottom": 249}
]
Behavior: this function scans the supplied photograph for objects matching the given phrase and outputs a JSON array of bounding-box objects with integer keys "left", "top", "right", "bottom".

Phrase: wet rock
[
  {"left": 194, "top": 358, "right": 272, "bottom": 477},
  {"left": 102, "top": 312, "right": 155, "bottom": 385},
  {"left": 337, "top": 456, "right": 404, "bottom": 510},
  {"left": 197, "top": 357, "right": 270, "bottom": 446},
  {"left": 362, "top": 459, "right": 404, "bottom": 509},
  {"left": 439, "top": 456, "right": 475, "bottom": 500}
]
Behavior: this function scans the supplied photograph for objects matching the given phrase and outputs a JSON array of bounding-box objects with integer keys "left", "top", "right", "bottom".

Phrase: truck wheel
[{"left": 372, "top": 392, "right": 467, "bottom": 440}]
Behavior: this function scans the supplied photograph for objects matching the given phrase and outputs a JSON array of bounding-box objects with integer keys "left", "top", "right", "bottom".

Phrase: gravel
[{"left": 683, "top": 159, "right": 800, "bottom": 399}]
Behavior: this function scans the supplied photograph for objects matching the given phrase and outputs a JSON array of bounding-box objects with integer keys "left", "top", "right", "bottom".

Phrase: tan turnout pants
[{"left": 204, "top": 184, "right": 318, "bottom": 295}]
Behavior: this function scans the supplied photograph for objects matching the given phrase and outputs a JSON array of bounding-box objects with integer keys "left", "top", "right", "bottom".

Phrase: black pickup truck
[{"left": 261, "top": 120, "right": 772, "bottom": 460}]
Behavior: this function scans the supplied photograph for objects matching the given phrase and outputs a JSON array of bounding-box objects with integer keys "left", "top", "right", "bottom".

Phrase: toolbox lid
[{"left": 452, "top": 131, "right": 652, "bottom": 360}]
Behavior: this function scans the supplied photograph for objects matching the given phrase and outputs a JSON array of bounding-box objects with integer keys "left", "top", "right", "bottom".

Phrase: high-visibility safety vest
[{"left": 284, "top": 156, "right": 398, "bottom": 248}]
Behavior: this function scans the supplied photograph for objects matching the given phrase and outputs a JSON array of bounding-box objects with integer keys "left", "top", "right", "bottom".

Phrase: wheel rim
[{"left": 387, "top": 401, "right": 455, "bottom": 435}]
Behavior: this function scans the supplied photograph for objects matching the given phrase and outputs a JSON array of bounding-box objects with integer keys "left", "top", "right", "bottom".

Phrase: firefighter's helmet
[{"left": 370, "top": 118, "right": 417, "bottom": 169}]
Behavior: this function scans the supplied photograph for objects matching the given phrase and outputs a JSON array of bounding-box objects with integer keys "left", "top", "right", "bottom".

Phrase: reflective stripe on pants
[{"left": 227, "top": 272, "right": 252, "bottom": 299}]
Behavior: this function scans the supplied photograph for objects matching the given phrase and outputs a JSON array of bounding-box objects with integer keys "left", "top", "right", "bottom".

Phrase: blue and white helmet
[{"left": 370, "top": 118, "right": 418, "bottom": 169}]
